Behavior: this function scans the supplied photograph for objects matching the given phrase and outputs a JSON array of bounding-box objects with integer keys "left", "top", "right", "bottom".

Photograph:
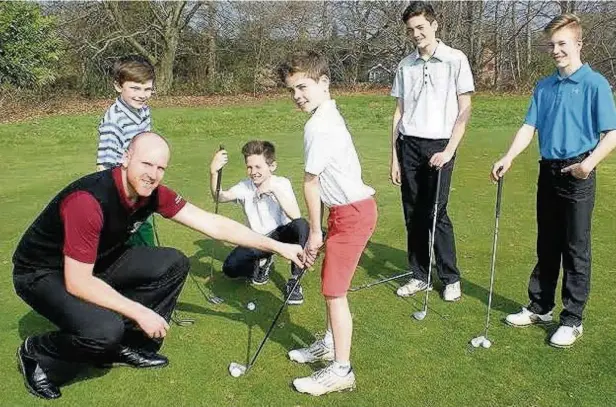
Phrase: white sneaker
[
  {"left": 550, "top": 324, "right": 583, "bottom": 348},
  {"left": 442, "top": 281, "right": 461, "bottom": 302},
  {"left": 505, "top": 307, "right": 553, "bottom": 327},
  {"left": 293, "top": 364, "right": 356, "bottom": 396},
  {"left": 396, "top": 278, "right": 432, "bottom": 297},
  {"left": 288, "top": 338, "right": 334, "bottom": 364}
]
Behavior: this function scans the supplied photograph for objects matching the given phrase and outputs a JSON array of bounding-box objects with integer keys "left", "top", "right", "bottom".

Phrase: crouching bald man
[{"left": 12, "top": 132, "right": 306, "bottom": 399}]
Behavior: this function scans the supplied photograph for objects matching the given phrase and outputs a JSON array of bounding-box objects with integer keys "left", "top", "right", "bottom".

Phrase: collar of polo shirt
[
  {"left": 555, "top": 63, "right": 590, "bottom": 83},
  {"left": 116, "top": 97, "right": 147, "bottom": 124},
  {"left": 410, "top": 40, "right": 452, "bottom": 63}
]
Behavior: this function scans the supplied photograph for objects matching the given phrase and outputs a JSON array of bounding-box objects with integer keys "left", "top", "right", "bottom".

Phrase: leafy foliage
[{"left": 0, "top": 2, "right": 62, "bottom": 87}]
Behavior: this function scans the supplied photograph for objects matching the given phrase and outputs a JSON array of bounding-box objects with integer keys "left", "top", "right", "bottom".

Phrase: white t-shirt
[
  {"left": 304, "top": 99, "right": 375, "bottom": 207},
  {"left": 228, "top": 176, "right": 296, "bottom": 235},
  {"left": 391, "top": 40, "right": 475, "bottom": 140}
]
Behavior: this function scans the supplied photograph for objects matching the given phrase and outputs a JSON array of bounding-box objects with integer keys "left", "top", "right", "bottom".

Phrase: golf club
[
  {"left": 470, "top": 174, "right": 504, "bottom": 349},
  {"left": 349, "top": 270, "right": 414, "bottom": 293},
  {"left": 205, "top": 144, "right": 226, "bottom": 305},
  {"left": 413, "top": 168, "right": 442, "bottom": 321},
  {"left": 228, "top": 268, "right": 307, "bottom": 378}
]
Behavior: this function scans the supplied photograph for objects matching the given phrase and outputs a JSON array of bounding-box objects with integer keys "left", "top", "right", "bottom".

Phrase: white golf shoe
[
  {"left": 293, "top": 364, "right": 356, "bottom": 396},
  {"left": 396, "top": 278, "right": 432, "bottom": 297},
  {"left": 442, "top": 281, "right": 461, "bottom": 302},
  {"left": 549, "top": 324, "right": 583, "bottom": 348},
  {"left": 505, "top": 307, "right": 553, "bottom": 327},
  {"left": 288, "top": 338, "right": 334, "bottom": 364}
]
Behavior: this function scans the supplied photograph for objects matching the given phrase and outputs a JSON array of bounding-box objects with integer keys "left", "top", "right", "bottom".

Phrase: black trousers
[
  {"left": 397, "top": 135, "right": 460, "bottom": 285},
  {"left": 222, "top": 218, "right": 309, "bottom": 279},
  {"left": 13, "top": 246, "right": 190, "bottom": 374},
  {"left": 527, "top": 153, "right": 595, "bottom": 326}
]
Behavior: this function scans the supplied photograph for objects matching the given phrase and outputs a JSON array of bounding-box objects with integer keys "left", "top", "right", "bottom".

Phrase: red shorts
[{"left": 321, "top": 197, "right": 378, "bottom": 296}]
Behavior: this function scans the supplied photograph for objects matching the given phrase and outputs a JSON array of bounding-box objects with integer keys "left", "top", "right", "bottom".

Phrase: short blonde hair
[{"left": 544, "top": 13, "right": 582, "bottom": 41}]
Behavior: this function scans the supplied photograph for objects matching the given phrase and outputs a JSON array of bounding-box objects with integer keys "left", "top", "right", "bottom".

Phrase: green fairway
[{"left": 1, "top": 93, "right": 615, "bottom": 406}]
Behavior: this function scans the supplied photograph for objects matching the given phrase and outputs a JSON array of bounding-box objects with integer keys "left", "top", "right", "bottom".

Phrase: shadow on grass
[
  {"left": 175, "top": 285, "right": 316, "bottom": 356},
  {"left": 176, "top": 238, "right": 317, "bottom": 359},
  {"left": 352, "top": 240, "right": 524, "bottom": 315}
]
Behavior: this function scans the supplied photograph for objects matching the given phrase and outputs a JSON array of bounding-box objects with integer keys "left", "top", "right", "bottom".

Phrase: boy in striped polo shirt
[
  {"left": 96, "top": 55, "right": 156, "bottom": 246},
  {"left": 491, "top": 14, "right": 616, "bottom": 348}
]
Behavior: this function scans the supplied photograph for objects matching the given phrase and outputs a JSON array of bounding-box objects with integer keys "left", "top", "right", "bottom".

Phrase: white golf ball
[
  {"left": 247, "top": 302, "right": 256, "bottom": 311},
  {"left": 230, "top": 366, "right": 242, "bottom": 377},
  {"left": 482, "top": 339, "right": 492, "bottom": 349}
]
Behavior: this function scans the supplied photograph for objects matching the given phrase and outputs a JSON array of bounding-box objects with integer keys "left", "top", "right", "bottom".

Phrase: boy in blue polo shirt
[
  {"left": 491, "top": 13, "right": 616, "bottom": 348},
  {"left": 96, "top": 55, "right": 156, "bottom": 246}
]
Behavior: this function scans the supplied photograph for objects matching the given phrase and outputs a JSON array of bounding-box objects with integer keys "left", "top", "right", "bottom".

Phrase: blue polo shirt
[{"left": 524, "top": 63, "right": 616, "bottom": 159}]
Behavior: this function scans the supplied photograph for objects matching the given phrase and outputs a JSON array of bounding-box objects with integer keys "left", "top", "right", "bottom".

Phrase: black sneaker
[
  {"left": 252, "top": 256, "right": 273, "bottom": 285},
  {"left": 285, "top": 279, "right": 304, "bottom": 305}
]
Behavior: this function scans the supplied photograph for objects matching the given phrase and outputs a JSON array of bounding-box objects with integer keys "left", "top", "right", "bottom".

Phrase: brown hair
[
  {"left": 113, "top": 55, "right": 155, "bottom": 86},
  {"left": 402, "top": 1, "right": 437, "bottom": 24},
  {"left": 544, "top": 13, "right": 582, "bottom": 41},
  {"left": 277, "top": 51, "right": 330, "bottom": 83},
  {"left": 241, "top": 140, "right": 276, "bottom": 165}
]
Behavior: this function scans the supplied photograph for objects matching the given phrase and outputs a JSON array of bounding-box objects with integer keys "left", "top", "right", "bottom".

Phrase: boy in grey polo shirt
[
  {"left": 96, "top": 55, "right": 156, "bottom": 246},
  {"left": 391, "top": 1, "right": 474, "bottom": 301},
  {"left": 491, "top": 14, "right": 616, "bottom": 348}
]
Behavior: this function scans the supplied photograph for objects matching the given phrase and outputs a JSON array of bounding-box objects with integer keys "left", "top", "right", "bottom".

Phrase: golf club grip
[
  {"left": 248, "top": 268, "right": 307, "bottom": 368},
  {"left": 214, "top": 144, "right": 224, "bottom": 214},
  {"left": 495, "top": 177, "right": 503, "bottom": 216},
  {"left": 434, "top": 168, "right": 442, "bottom": 205}
]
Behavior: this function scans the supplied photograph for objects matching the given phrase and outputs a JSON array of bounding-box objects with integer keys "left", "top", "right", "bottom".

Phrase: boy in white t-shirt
[
  {"left": 210, "top": 140, "right": 309, "bottom": 304},
  {"left": 278, "top": 51, "right": 377, "bottom": 396}
]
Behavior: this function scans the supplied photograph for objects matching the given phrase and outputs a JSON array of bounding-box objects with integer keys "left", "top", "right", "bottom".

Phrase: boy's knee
[{"left": 291, "top": 217, "right": 309, "bottom": 231}]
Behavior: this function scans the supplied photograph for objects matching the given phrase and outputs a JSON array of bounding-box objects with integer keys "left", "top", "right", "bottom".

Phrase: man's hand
[
  {"left": 490, "top": 156, "right": 512, "bottom": 182},
  {"left": 429, "top": 150, "right": 454, "bottom": 168},
  {"left": 210, "top": 149, "right": 228, "bottom": 174},
  {"left": 561, "top": 161, "right": 593, "bottom": 179},
  {"left": 135, "top": 306, "right": 170, "bottom": 339},
  {"left": 390, "top": 160, "right": 402, "bottom": 186},
  {"left": 276, "top": 243, "right": 307, "bottom": 269}
]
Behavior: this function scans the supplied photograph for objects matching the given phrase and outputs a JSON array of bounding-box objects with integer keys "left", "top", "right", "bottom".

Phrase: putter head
[
  {"left": 470, "top": 336, "right": 485, "bottom": 348},
  {"left": 413, "top": 310, "right": 427, "bottom": 321},
  {"left": 481, "top": 338, "right": 492, "bottom": 349},
  {"left": 228, "top": 362, "right": 247, "bottom": 378}
]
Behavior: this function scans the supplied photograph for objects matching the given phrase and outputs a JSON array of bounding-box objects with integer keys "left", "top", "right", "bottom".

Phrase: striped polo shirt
[{"left": 96, "top": 97, "right": 152, "bottom": 168}]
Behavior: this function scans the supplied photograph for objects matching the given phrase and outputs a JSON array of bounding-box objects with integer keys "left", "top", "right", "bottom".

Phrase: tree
[{"left": 0, "top": 2, "right": 62, "bottom": 87}]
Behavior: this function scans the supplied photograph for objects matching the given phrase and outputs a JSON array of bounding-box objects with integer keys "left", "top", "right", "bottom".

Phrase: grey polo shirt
[{"left": 391, "top": 40, "right": 475, "bottom": 140}]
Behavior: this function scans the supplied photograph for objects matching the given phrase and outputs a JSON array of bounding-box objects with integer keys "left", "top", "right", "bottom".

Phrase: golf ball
[
  {"left": 482, "top": 339, "right": 492, "bottom": 349},
  {"left": 247, "top": 302, "right": 256, "bottom": 311},
  {"left": 230, "top": 366, "right": 242, "bottom": 377}
]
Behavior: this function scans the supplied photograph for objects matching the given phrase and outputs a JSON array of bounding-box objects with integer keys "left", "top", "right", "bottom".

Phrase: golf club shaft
[
  {"left": 207, "top": 144, "right": 225, "bottom": 282},
  {"left": 422, "top": 168, "right": 442, "bottom": 313},
  {"left": 484, "top": 176, "right": 503, "bottom": 337},
  {"left": 214, "top": 144, "right": 224, "bottom": 215},
  {"left": 246, "top": 268, "right": 307, "bottom": 370},
  {"left": 349, "top": 271, "right": 414, "bottom": 292}
]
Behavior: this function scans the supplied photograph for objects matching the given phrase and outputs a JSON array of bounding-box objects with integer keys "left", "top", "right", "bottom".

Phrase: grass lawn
[{"left": 1, "top": 93, "right": 615, "bottom": 406}]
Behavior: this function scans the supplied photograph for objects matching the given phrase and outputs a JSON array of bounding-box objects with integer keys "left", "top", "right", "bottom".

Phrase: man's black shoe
[
  {"left": 111, "top": 347, "right": 169, "bottom": 368},
  {"left": 17, "top": 338, "right": 61, "bottom": 400},
  {"left": 252, "top": 256, "right": 273, "bottom": 285}
]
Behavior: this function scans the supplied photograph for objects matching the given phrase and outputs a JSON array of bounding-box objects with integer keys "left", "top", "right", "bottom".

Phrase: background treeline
[{"left": 1, "top": 0, "right": 615, "bottom": 102}]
